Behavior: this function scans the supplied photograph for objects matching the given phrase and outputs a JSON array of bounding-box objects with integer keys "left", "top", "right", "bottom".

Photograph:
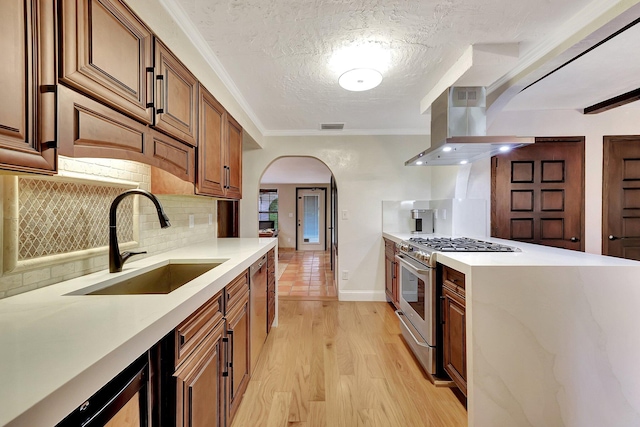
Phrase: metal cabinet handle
[
  {"left": 156, "top": 75, "right": 164, "bottom": 114},
  {"left": 146, "top": 67, "right": 154, "bottom": 108},
  {"left": 222, "top": 336, "right": 229, "bottom": 377}
]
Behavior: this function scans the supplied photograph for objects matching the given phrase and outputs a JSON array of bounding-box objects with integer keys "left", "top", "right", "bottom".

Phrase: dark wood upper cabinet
[
  {"left": 195, "top": 86, "right": 243, "bottom": 199},
  {"left": 59, "top": 0, "right": 154, "bottom": 124},
  {"left": 196, "top": 87, "right": 225, "bottom": 196},
  {"left": 58, "top": 85, "right": 195, "bottom": 182},
  {"left": 0, "top": 0, "right": 57, "bottom": 174},
  {"left": 225, "top": 114, "right": 243, "bottom": 199},
  {"left": 154, "top": 40, "right": 198, "bottom": 147}
]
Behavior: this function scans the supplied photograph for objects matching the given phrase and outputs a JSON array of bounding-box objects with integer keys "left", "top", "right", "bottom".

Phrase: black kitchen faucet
[{"left": 109, "top": 189, "right": 171, "bottom": 273}]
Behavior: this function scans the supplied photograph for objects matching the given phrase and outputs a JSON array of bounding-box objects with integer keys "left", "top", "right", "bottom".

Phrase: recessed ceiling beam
[{"left": 583, "top": 87, "right": 640, "bottom": 114}]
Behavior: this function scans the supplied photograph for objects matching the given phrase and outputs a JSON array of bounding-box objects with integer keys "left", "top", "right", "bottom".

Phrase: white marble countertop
[
  {"left": 0, "top": 237, "right": 277, "bottom": 427},
  {"left": 383, "top": 231, "right": 640, "bottom": 426},
  {"left": 382, "top": 231, "right": 639, "bottom": 269}
]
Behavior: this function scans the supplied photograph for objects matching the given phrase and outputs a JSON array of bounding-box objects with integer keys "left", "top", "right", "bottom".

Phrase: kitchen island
[
  {"left": 0, "top": 238, "right": 277, "bottom": 427},
  {"left": 384, "top": 232, "right": 640, "bottom": 427}
]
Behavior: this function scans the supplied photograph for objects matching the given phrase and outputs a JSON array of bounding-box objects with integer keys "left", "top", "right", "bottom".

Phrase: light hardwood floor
[{"left": 232, "top": 300, "right": 467, "bottom": 427}]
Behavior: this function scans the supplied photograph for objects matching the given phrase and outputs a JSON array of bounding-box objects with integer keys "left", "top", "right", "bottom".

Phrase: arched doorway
[{"left": 259, "top": 157, "right": 338, "bottom": 300}]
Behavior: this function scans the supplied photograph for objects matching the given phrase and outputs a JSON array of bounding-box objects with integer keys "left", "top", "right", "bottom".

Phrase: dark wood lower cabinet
[
  {"left": 442, "top": 266, "right": 467, "bottom": 396},
  {"left": 165, "top": 271, "right": 253, "bottom": 427},
  {"left": 174, "top": 319, "right": 226, "bottom": 427},
  {"left": 226, "top": 291, "right": 251, "bottom": 422},
  {"left": 384, "top": 238, "right": 399, "bottom": 307},
  {"left": 267, "top": 248, "right": 276, "bottom": 333}
]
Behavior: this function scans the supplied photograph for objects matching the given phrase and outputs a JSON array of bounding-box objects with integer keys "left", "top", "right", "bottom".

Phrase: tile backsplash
[
  {"left": 0, "top": 157, "right": 218, "bottom": 299},
  {"left": 18, "top": 177, "right": 135, "bottom": 260}
]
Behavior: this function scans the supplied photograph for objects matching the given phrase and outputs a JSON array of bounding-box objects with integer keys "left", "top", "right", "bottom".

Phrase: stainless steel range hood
[{"left": 406, "top": 87, "right": 534, "bottom": 166}]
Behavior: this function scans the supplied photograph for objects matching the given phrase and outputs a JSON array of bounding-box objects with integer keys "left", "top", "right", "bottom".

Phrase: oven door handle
[
  {"left": 395, "top": 254, "right": 431, "bottom": 275},
  {"left": 395, "top": 310, "right": 430, "bottom": 348}
]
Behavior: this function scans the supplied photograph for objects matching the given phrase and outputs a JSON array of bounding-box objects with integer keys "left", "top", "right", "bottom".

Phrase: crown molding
[
  {"left": 158, "top": 0, "right": 267, "bottom": 135},
  {"left": 263, "top": 128, "right": 429, "bottom": 137}
]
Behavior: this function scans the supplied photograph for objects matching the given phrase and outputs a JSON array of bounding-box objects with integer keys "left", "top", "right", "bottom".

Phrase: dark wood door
[
  {"left": 603, "top": 136, "right": 640, "bottom": 260},
  {"left": 225, "top": 114, "right": 243, "bottom": 199},
  {"left": 154, "top": 40, "right": 198, "bottom": 147},
  {"left": 0, "top": 0, "right": 56, "bottom": 174},
  {"left": 196, "top": 87, "right": 225, "bottom": 197},
  {"left": 226, "top": 292, "right": 250, "bottom": 422},
  {"left": 492, "top": 137, "right": 585, "bottom": 250},
  {"left": 59, "top": 0, "right": 154, "bottom": 124},
  {"left": 442, "top": 285, "right": 466, "bottom": 396},
  {"left": 174, "top": 318, "right": 226, "bottom": 427}
]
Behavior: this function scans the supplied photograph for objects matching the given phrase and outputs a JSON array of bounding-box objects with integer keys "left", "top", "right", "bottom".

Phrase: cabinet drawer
[
  {"left": 443, "top": 265, "right": 465, "bottom": 292},
  {"left": 225, "top": 271, "right": 249, "bottom": 314},
  {"left": 175, "top": 290, "right": 223, "bottom": 368}
]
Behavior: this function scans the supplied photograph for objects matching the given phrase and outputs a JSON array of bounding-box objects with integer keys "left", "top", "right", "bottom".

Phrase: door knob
[
  {"left": 569, "top": 237, "right": 579, "bottom": 242},
  {"left": 608, "top": 235, "right": 628, "bottom": 241}
]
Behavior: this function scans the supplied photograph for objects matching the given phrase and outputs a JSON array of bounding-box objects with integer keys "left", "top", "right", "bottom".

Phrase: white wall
[
  {"left": 242, "top": 135, "right": 432, "bottom": 301},
  {"left": 484, "top": 105, "right": 640, "bottom": 254}
]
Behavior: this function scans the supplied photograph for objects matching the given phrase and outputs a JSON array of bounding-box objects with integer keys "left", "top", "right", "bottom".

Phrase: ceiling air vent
[{"left": 320, "top": 123, "right": 344, "bottom": 130}]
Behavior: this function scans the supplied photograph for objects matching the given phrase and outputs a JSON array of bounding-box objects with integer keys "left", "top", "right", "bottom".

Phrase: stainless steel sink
[{"left": 69, "top": 261, "right": 223, "bottom": 295}]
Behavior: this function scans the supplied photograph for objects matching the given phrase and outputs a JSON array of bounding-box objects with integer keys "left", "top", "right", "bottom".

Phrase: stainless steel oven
[
  {"left": 394, "top": 237, "right": 519, "bottom": 378},
  {"left": 395, "top": 253, "right": 437, "bottom": 375}
]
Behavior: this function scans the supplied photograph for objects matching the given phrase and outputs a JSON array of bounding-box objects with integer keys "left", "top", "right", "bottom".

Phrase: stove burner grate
[{"left": 407, "top": 237, "right": 518, "bottom": 252}]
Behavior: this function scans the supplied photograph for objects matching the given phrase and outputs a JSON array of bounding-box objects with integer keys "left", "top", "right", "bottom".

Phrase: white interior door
[{"left": 297, "top": 188, "right": 326, "bottom": 251}]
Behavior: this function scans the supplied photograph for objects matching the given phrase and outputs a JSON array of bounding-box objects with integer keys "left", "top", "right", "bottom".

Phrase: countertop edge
[{"left": 2, "top": 238, "right": 277, "bottom": 427}]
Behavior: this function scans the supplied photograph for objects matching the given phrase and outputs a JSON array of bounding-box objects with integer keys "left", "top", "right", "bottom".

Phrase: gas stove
[{"left": 397, "top": 237, "right": 519, "bottom": 266}]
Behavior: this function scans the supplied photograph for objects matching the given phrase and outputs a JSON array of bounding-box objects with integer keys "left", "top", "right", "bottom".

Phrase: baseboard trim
[{"left": 338, "top": 290, "right": 387, "bottom": 302}]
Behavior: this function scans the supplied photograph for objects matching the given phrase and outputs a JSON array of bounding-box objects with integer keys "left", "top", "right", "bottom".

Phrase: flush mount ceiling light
[{"left": 339, "top": 68, "right": 383, "bottom": 91}]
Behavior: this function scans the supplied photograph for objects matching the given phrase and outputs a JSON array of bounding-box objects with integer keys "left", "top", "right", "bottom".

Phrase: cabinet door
[
  {"left": 443, "top": 286, "right": 467, "bottom": 396},
  {"left": 196, "top": 87, "right": 225, "bottom": 197},
  {"left": 154, "top": 40, "right": 198, "bottom": 147},
  {"left": 174, "top": 319, "right": 226, "bottom": 427},
  {"left": 59, "top": 0, "right": 153, "bottom": 124},
  {"left": 226, "top": 291, "right": 250, "bottom": 422},
  {"left": 384, "top": 252, "right": 395, "bottom": 299},
  {"left": 225, "top": 113, "right": 243, "bottom": 199},
  {"left": 0, "top": 0, "right": 56, "bottom": 174}
]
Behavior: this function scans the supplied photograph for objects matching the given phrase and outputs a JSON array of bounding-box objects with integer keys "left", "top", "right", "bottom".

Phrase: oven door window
[{"left": 400, "top": 264, "right": 426, "bottom": 321}]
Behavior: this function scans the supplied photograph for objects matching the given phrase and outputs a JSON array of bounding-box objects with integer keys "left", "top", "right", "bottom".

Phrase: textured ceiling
[{"left": 170, "top": 0, "right": 630, "bottom": 134}]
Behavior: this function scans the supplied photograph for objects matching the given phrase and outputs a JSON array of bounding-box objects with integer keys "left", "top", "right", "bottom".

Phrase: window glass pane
[
  {"left": 258, "top": 190, "right": 278, "bottom": 229},
  {"left": 303, "top": 195, "right": 319, "bottom": 243}
]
